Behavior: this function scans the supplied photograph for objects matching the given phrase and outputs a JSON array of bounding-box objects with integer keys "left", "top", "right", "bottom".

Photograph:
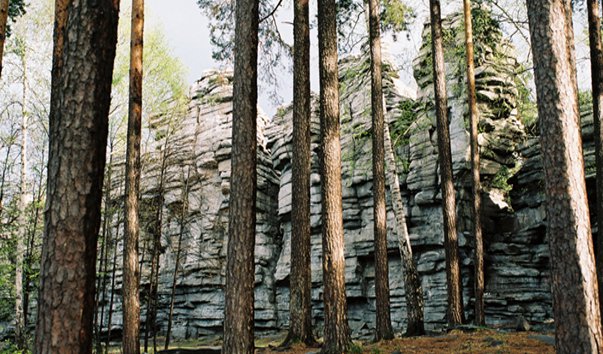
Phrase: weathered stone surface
[{"left": 93, "top": 7, "right": 586, "bottom": 342}]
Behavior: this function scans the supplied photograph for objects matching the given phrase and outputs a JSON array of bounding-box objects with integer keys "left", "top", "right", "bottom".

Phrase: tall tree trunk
[
  {"left": 123, "top": 1, "right": 144, "bottom": 353},
  {"left": 145, "top": 129, "right": 169, "bottom": 353},
  {"left": 367, "top": 0, "right": 393, "bottom": 341},
  {"left": 222, "top": 0, "right": 258, "bottom": 349},
  {"left": 23, "top": 147, "right": 45, "bottom": 329},
  {"left": 144, "top": 195, "right": 162, "bottom": 353},
  {"left": 14, "top": 45, "right": 28, "bottom": 349},
  {"left": 0, "top": 0, "right": 8, "bottom": 78},
  {"left": 106, "top": 214, "right": 122, "bottom": 353},
  {"left": 165, "top": 168, "right": 190, "bottom": 350},
  {"left": 429, "top": 0, "right": 464, "bottom": 327},
  {"left": 383, "top": 123, "right": 425, "bottom": 336},
  {"left": 317, "top": 0, "right": 351, "bottom": 351},
  {"left": 285, "top": 0, "right": 315, "bottom": 346},
  {"left": 527, "top": 0, "right": 603, "bottom": 351},
  {"left": 34, "top": 0, "right": 120, "bottom": 351},
  {"left": 587, "top": 0, "right": 603, "bottom": 326},
  {"left": 462, "top": 0, "right": 484, "bottom": 326},
  {"left": 95, "top": 148, "right": 114, "bottom": 351}
]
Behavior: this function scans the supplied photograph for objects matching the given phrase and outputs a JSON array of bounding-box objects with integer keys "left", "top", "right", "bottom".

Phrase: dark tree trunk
[
  {"left": 587, "top": 0, "right": 603, "bottom": 326},
  {"left": 144, "top": 195, "right": 162, "bottom": 353},
  {"left": 34, "top": 0, "right": 120, "bottom": 352},
  {"left": 95, "top": 149, "right": 114, "bottom": 351},
  {"left": 317, "top": 0, "right": 352, "bottom": 351},
  {"left": 462, "top": 0, "right": 484, "bottom": 326},
  {"left": 106, "top": 215, "right": 122, "bottom": 352},
  {"left": 123, "top": 1, "right": 144, "bottom": 353},
  {"left": 284, "top": 0, "right": 315, "bottom": 346},
  {"left": 527, "top": 0, "right": 603, "bottom": 351},
  {"left": 429, "top": 0, "right": 464, "bottom": 327},
  {"left": 222, "top": 0, "right": 258, "bottom": 350},
  {"left": 0, "top": 0, "right": 8, "bottom": 78},
  {"left": 368, "top": 0, "right": 394, "bottom": 341},
  {"left": 165, "top": 169, "right": 190, "bottom": 350}
]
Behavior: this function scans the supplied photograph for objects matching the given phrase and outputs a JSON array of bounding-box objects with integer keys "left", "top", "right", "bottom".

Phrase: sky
[
  {"left": 145, "top": 0, "right": 593, "bottom": 117},
  {"left": 146, "top": 0, "right": 216, "bottom": 86}
]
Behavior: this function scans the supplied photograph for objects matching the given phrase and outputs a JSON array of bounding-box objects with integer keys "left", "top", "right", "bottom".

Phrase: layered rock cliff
[{"left": 96, "top": 7, "right": 571, "bottom": 341}]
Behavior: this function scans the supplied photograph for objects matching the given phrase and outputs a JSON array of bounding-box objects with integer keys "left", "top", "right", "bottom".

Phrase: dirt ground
[{"left": 254, "top": 329, "right": 554, "bottom": 354}]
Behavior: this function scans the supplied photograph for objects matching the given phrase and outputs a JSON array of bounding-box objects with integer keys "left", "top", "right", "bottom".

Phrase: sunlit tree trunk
[
  {"left": 34, "top": 0, "right": 120, "bottom": 351},
  {"left": 462, "top": 0, "right": 484, "bottom": 326},
  {"left": 429, "top": 0, "right": 464, "bottom": 327},
  {"left": 317, "top": 0, "right": 352, "bottom": 350},
  {"left": 527, "top": 0, "right": 603, "bottom": 351},
  {"left": 383, "top": 122, "right": 425, "bottom": 336},
  {"left": 367, "top": 0, "right": 394, "bottom": 340},
  {"left": 123, "top": 1, "right": 144, "bottom": 353}
]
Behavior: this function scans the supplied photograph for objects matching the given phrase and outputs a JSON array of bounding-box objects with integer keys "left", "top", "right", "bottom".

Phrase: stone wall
[{"left": 96, "top": 8, "right": 568, "bottom": 341}]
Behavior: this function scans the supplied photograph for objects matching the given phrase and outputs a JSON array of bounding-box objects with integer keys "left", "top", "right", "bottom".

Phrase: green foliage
[
  {"left": 196, "top": 0, "right": 291, "bottom": 103},
  {"left": 381, "top": 0, "right": 415, "bottom": 35},
  {"left": 337, "top": 0, "right": 415, "bottom": 53},
  {"left": 349, "top": 343, "right": 363, "bottom": 354},
  {"left": 6, "top": 0, "right": 27, "bottom": 38},
  {"left": 491, "top": 162, "right": 521, "bottom": 198},
  {"left": 390, "top": 99, "right": 415, "bottom": 149},
  {"left": 579, "top": 90, "right": 593, "bottom": 109},
  {"left": 110, "top": 10, "right": 188, "bottom": 145},
  {"left": 514, "top": 67, "right": 538, "bottom": 134}
]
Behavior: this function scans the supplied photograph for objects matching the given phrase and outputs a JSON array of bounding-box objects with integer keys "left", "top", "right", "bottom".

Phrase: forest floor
[{"left": 148, "top": 328, "right": 554, "bottom": 354}]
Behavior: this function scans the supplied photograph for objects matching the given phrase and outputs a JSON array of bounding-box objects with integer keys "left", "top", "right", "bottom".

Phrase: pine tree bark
[
  {"left": 462, "top": 0, "right": 484, "bottom": 326},
  {"left": 368, "top": 0, "right": 394, "bottom": 341},
  {"left": 285, "top": 0, "right": 315, "bottom": 346},
  {"left": 0, "top": 0, "right": 8, "bottom": 78},
  {"left": 317, "top": 0, "right": 352, "bottom": 351},
  {"left": 587, "top": 0, "right": 603, "bottom": 326},
  {"left": 527, "top": 0, "right": 603, "bottom": 352},
  {"left": 222, "top": 0, "right": 258, "bottom": 350},
  {"left": 429, "top": 0, "right": 464, "bottom": 327},
  {"left": 14, "top": 45, "right": 28, "bottom": 349},
  {"left": 383, "top": 123, "right": 425, "bottom": 336},
  {"left": 123, "top": 1, "right": 144, "bottom": 353},
  {"left": 34, "top": 0, "right": 120, "bottom": 352}
]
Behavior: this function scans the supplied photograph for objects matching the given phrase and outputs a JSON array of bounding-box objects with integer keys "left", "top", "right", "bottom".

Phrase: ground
[{"left": 136, "top": 328, "right": 555, "bottom": 353}]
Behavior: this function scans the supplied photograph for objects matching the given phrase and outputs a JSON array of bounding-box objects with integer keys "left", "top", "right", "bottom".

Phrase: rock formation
[{"left": 96, "top": 7, "right": 569, "bottom": 341}]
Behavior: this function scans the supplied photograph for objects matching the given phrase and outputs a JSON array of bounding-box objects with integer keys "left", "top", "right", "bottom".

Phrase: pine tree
[
  {"left": 123, "top": 1, "right": 145, "bottom": 352},
  {"left": 462, "top": 0, "right": 484, "bottom": 326},
  {"left": 34, "top": 0, "right": 120, "bottom": 351},
  {"left": 527, "top": 0, "right": 603, "bottom": 351},
  {"left": 317, "top": 0, "right": 352, "bottom": 350},
  {"left": 222, "top": 0, "right": 259, "bottom": 350},
  {"left": 285, "top": 0, "right": 315, "bottom": 346},
  {"left": 368, "top": 0, "right": 394, "bottom": 340},
  {"left": 429, "top": 0, "right": 464, "bottom": 327}
]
